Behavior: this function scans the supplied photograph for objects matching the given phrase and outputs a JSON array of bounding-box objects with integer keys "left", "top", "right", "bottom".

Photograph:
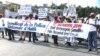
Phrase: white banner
[
  {"left": 45, "top": 22, "right": 91, "bottom": 39},
  {"left": 38, "top": 8, "right": 48, "bottom": 18},
  {"left": 63, "top": 8, "right": 67, "bottom": 16},
  {"left": 18, "top": 4, "right": 32, "bottom": 15},
  {"left": 67, "top": 5, "right": 77, "bottom": 17},
  {"left": 0, "top": 18, "right": 98, "bottom": 40},
  {"left": 4, "top": 18, "right": 50, "bottom": 33}
]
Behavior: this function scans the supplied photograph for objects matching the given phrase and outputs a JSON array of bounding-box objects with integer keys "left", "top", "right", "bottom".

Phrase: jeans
[
  {"left": 88, "top": 31, "right": 97, "bottom": 49},
  {"left": 52, "top": 35, "right": 58, "bottom": 45},
  {"left": 29, "top": 32, "right": 37, "bottom": 42},
  {"left": 8, "top": 29, "right": 15, "bottom": 40}
]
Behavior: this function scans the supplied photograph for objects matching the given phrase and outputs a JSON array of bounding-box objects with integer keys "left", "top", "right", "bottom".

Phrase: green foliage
[
  {"left": 51, "top": 3, "right": 100, "bottom": 17},
  {"left": 76, "top": 6, "right": 100, "bottom": 17},
  {"left": 57, "top": 3, "right": 67, "bottom": 9},
  {"left": 0, "top": 1, "right": 2, "bottom": 4},
  {"left": 6, "top": 3, "right": 15, "bottom": 11}
]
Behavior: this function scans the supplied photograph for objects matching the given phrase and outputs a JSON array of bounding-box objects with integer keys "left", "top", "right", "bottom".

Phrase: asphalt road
[{"left": 0, "top": 34, "right": 99, "bottom": 56}]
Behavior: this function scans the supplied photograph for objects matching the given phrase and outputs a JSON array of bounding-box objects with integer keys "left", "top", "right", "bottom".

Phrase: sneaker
[
  {"left": 54, "top": 44, "right": 58, "bottom": 46},
  {"left": 43, "top": 41, "right": 47, "bottom": 43},
  {"left": 22, "top": 39, "right": 25, "bottom": 41},
  {"left": 19, "top": 38, "right": 22, "bottom": 41},
  {"left": 33, "top": 41, "right": 35, "bottom": 43},
  {"left": 28, "top": 41, "right": 31, "bottom": 42},
  {"left": 35, "top": 39, "right": 38, "bottom": 41},
  {"left": 67, "top": 43, "right": 71, "bottom": 46},
  {"left": 88, "top": 49, "right": 92, "bottom": 52},
  {"left": 46, "top": 41, "right": 49, "bottom": 43},
  {"left": 8, "top": 39, "right": 12, "bottom": 40}
]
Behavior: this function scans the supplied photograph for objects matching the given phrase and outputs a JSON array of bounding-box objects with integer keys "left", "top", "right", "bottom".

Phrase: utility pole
[
  {"left": 87, "top": 0, "right": 89, "bottom": 7},
  {"left": 55, "top": 0, "right": 57, "bottom": 16},
  {"left": 67, "top": 0, "right": 69, "bottom": 6},
  {"left": 52, "top": 0, "right": 53, "bottom": 5},
  {"left": 85, "top": 0, "right": 89, "bottom": 17}
]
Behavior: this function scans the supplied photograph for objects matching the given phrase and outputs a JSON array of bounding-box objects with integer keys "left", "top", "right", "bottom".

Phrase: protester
[
  {"left": 64, "top": 16, "right": 77, "bottom": 46},
  {"left": 28, "top": 14, "right": 38, "bottom": 43},
  {"left": 77, "top": 18, "right": 82, "bottom": 23},
  {"left": 60, "top": 16, "right": 65, "bottom": 23},
  {"left": 15, "top": 16, "right": 18, "bottom": 19},
  {"left": 35, "top": 15, "right": 38, "bottom": 20},
  {"left": 63, "top": 16, "right": 71, "bottom": 46},
  {"left": 52, "top": 13, "right": 61, "bottom": 45},
  {"left": 13, "top": 16, "right": 19, "bottom": 34},
  {"left": 43, "top": 16, "right": 50, "bottom": 43},
  {"left": 0, "top": 16, "right": 4, "bottom": 38},
  {"left": 19, "top": 16, "right": 29, "bottom": 41},
  {"left": 75, "top": 18, "right": 85, "bottom": 44},
  {"left": 5, "top": 28, "right": 8, "bottom": 36},
  {"left": 8, "top": 16, "right": 15, "bottom": 40},
  {"left": 86, "top": 13, "right": 98, "bottom": 52},
  {"left": 95, "top": 16, "right": 100, "bottom": 38},
  {"left": 34, "top": 15, "right": 39, "bottom": 41}
]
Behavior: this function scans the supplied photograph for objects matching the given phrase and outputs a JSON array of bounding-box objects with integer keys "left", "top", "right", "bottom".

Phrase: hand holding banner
[{"left": 0, "top": 18, "right": 94, "bottom": 40}]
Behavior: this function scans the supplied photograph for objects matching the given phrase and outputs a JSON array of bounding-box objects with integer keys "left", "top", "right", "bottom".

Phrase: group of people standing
[
  {"left": 51, "top": 12, "right": 100, "bottom": 53},
  {"left": 6, "top": 14, "right": 39, "bottom": 43},
  {"left": 0, "top": 12, "right": 100, "bottom": 53},
  {"left": 2, "top": 14, "right": 51, "bottom": 43}
]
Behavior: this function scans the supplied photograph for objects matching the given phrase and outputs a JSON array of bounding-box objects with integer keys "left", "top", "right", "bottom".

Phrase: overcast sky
[{"left": 1, "top": 0, "right": 100, "bottom": 7}]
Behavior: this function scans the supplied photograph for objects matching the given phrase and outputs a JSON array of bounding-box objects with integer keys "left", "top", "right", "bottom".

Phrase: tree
[
  {"left": 43, "top": 4, "right": 48, "bottom": 7},
  {"left": 51, "top": 3, "right": 56, "bottom": 9},
  {"left": 32, "top": 5, "right": 38, "bottom": 13},
  {"left": 77, "top": 5, "right": 100, "bottom": 17},
  {"left": 0, "top": 1, "right": 2, "bottom": 4},
  {"left": 57, "top": 3, "right": 67, "bottom": 9},
  {"left": 6, "top": 3, "right": 16, "bottom": 12},
  {"left": 77, "top": 6, "right": 85, "bottom": 17}
]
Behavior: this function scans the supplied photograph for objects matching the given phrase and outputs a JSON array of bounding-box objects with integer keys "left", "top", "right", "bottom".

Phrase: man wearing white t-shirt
[{"left": 87, "top": 13, "right": 98, "bottom": 52}]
